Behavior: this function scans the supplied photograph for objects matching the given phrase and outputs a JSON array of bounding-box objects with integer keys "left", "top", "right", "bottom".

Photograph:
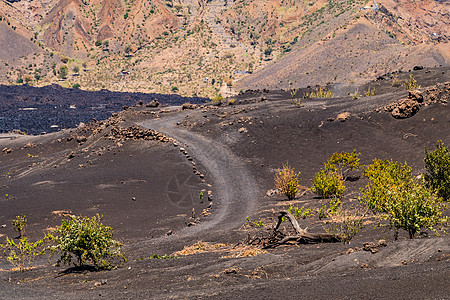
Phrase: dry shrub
[
  {"left": 173, "top": 241, "right": 228, "bottom": 256},
  {"left": 221, "top": 245, "right": 267, "bottom": 258},
  {"left": 275, "top": 163, "right": 301, "bottom": 200},
  {"left": 322, "top": 207, "right": 366, "bottom": 243}
]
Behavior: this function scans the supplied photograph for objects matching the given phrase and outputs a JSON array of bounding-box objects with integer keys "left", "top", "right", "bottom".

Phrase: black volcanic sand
[
  {"left": 0, "top": 84, "right": 208, "bottom": 135},
  {"left": 0, "top": 67, "right": 449, "bottom": 299}
]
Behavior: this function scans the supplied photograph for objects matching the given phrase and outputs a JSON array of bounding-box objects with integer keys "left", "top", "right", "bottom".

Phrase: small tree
[
  {"left": 275, "top": 163, "right": 301, "bottom": 200},
  {"left": 425, "top": 140, "right": 450, "bottom": 201},
  {"left": 48, "top": 214, "right": 125, "bottom": 269},
  {"left": 59, "top": 65, "right": 69, "bottom": 79}
]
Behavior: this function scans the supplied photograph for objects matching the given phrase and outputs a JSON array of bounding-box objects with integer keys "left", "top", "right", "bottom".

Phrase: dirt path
[{"left": 138, "top": 111, "right": 258, "bottom": 236}]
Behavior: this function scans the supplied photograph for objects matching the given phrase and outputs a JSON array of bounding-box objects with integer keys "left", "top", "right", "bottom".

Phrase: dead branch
[{"left": 264, "top": 210, "right": 339, "bottom": 248}]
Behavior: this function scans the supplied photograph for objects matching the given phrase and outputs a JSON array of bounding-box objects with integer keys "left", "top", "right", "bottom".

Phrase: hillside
[{"left": 0, "top": 0, "right": 448, "bottom": 96}]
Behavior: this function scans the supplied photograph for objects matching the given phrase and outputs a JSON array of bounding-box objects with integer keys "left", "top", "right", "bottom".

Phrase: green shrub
[
  {"left": 324, "top": 150, "right": 361, "bottom": 180},
  {"left": 1, "top": 237, "right": 46, "bottom": 272},
  {"left": 275, "top": 163, "right": 300, "bottom": 200},
  {"left": 364, "top": 87, "right": 376, "bottom": 97},
  {"left": 404, "top": 74, "right": 421, "bottom": 90},
  {"left": 306, "top": 87, "right": 335, "bottom": 98},
  {"left": 360, "top": 159, "right": 447, "bottom": 239},
  {"left": 12, "top": 214, "right": 27, "bottom": 238},
  {"left": 212, "top": 95, "right": 224, "bottom": 106},
  {"left": 48, "top": 214, "right": 125, "bottom": 269},
  {"left": 424, "top": 140, "right": 450, "bottom": 200},
  {"left": 311, "top": 168, "right": 345, "bottom": 198}
]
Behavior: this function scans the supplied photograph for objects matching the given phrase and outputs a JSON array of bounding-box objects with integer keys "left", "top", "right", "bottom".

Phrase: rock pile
[
  {"left": 385, "top": 82, "right": 449, "bottom": 119},
  {"left": 108, "top": 125, "right": 174, "bottom": 143}
]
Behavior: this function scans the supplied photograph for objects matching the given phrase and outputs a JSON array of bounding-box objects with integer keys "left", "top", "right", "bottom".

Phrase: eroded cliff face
[{"left": 366, "top": 0, "right": 449, "bottom": 45}]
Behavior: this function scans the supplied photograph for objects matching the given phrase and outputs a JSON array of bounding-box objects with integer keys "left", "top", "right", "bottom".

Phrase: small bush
[
  {"left": 12, "top": 214, "right": 27, "bottom": 238},
  {"left": 364, "top": 87, "right": 375, "bottom": 97},
  {"left": 48, "top": 214, "right": 125, "bottom": 269},
  {"left": 1, "top": 237, "right": 46, "bottom": 272},
  {"left": 404, "top": 74, "right": 421, "bottom": 90},
  {"left": 323, "top": 207, "right": 366, "bottom": 243},
  {"left": 311, "top": 168, "right": 345, "bottom": 198},
  {"left": 291, "top": 98, "right": 304, "bottom": 107},
  {"left": 212, "top": 95, "right": 224, "bottom": 106},
  {"left": 72, "top": 83, "right": 81, "bottom": 89},
  {"left": 325, "top": 150, "right": 361, "bottom": 181},
  {"left": 425, "top": 140, "right": 450, "bottom": 200},
  {"left": 275, "top": 163, "right": 300, "bottom": 200},
  {"left": 392, "top": 77, "right": 402, "bottom": 87},
  {"left": 360, "top": 159, "right": 447, "bottom": 239}
]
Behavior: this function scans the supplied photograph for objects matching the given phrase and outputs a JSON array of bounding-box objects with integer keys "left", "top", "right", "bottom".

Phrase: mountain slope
[{"left": 0, "top": 0, "right": 448, "bottom": 96}]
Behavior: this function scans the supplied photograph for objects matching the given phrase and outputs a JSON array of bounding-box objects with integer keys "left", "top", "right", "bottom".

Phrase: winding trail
[{"left": 138, "top": 111, "right": 258, "bottom": 237}]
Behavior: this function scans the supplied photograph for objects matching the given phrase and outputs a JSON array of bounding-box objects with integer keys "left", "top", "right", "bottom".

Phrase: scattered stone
[
  {"left": 182, "top": 103, "right": 198, "bottom": 110},
  {"left": 2, "top": 148, "right": 12, "bottom": 154},
  {"left": 166, "top": 230, "right": 173, "bottom": 236},
  {"left": 266, "top": 189, "right": 279, "bottom": 197},
  {"left": 146, "top": 100, "right": 160, "bottom": 108},
  {"left": 131, "top": 197, "right": 136, "bottom": 201},
  {"left": 94, "top": 279, "right": 107, "bottom": 287},
  {"left": 238, "top": 127, "right": 248, "bottom": 133}
]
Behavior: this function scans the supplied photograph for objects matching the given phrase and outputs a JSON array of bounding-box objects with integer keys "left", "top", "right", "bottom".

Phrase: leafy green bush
[
  {"left": 311, "top": 168, "right": 345, "bottom": 198},
  {"left": 360, "top": 159, "right": 447, "bottom": 239},
  {"left": 48, "top": 214, "right": 125, "bottom": 269},
  {"left": 424, "top": 140, "right": 450, "bottom": 201},
  {"left": 324, "top": 150, "right": 361, "bottom": 180},
  {"left": 275, "top": 163, "right": 300, "bottom": 200}
]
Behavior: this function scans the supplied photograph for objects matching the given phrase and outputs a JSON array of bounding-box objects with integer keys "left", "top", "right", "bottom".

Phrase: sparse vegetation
[
  {"left": 275, "top": 163, "right": 301, "bottom": 200},
  {"left": 48, "top": 214, "right": 125, "bottom": 269},
  {"left": 1, "top": 236, "right": 46, "bottom": 272},
  {"left": 323, "top": 206, "right": 366, "bottom": 243},
  {"left": 364, "top": 87, "right": 375, "bottom": 97},
  {"left": 246, "top": 216, "right": 264, "bottom": 227},
  {"left": 424, "top": 140, "right": 450, "bottom": 201},
  {"left": 212, "top": 95, "right": 224, "bottom": 106},
  {"left": 404, "top": 74, "right": 421, "bottom": 90},
  {"left": 306, "top": 87, "right": 335, "bottom": 98}
]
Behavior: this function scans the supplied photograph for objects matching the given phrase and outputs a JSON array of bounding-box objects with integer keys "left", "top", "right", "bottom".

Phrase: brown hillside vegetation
[{"left": 0, "top": 0, "right": 448, "bottom": 96}]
